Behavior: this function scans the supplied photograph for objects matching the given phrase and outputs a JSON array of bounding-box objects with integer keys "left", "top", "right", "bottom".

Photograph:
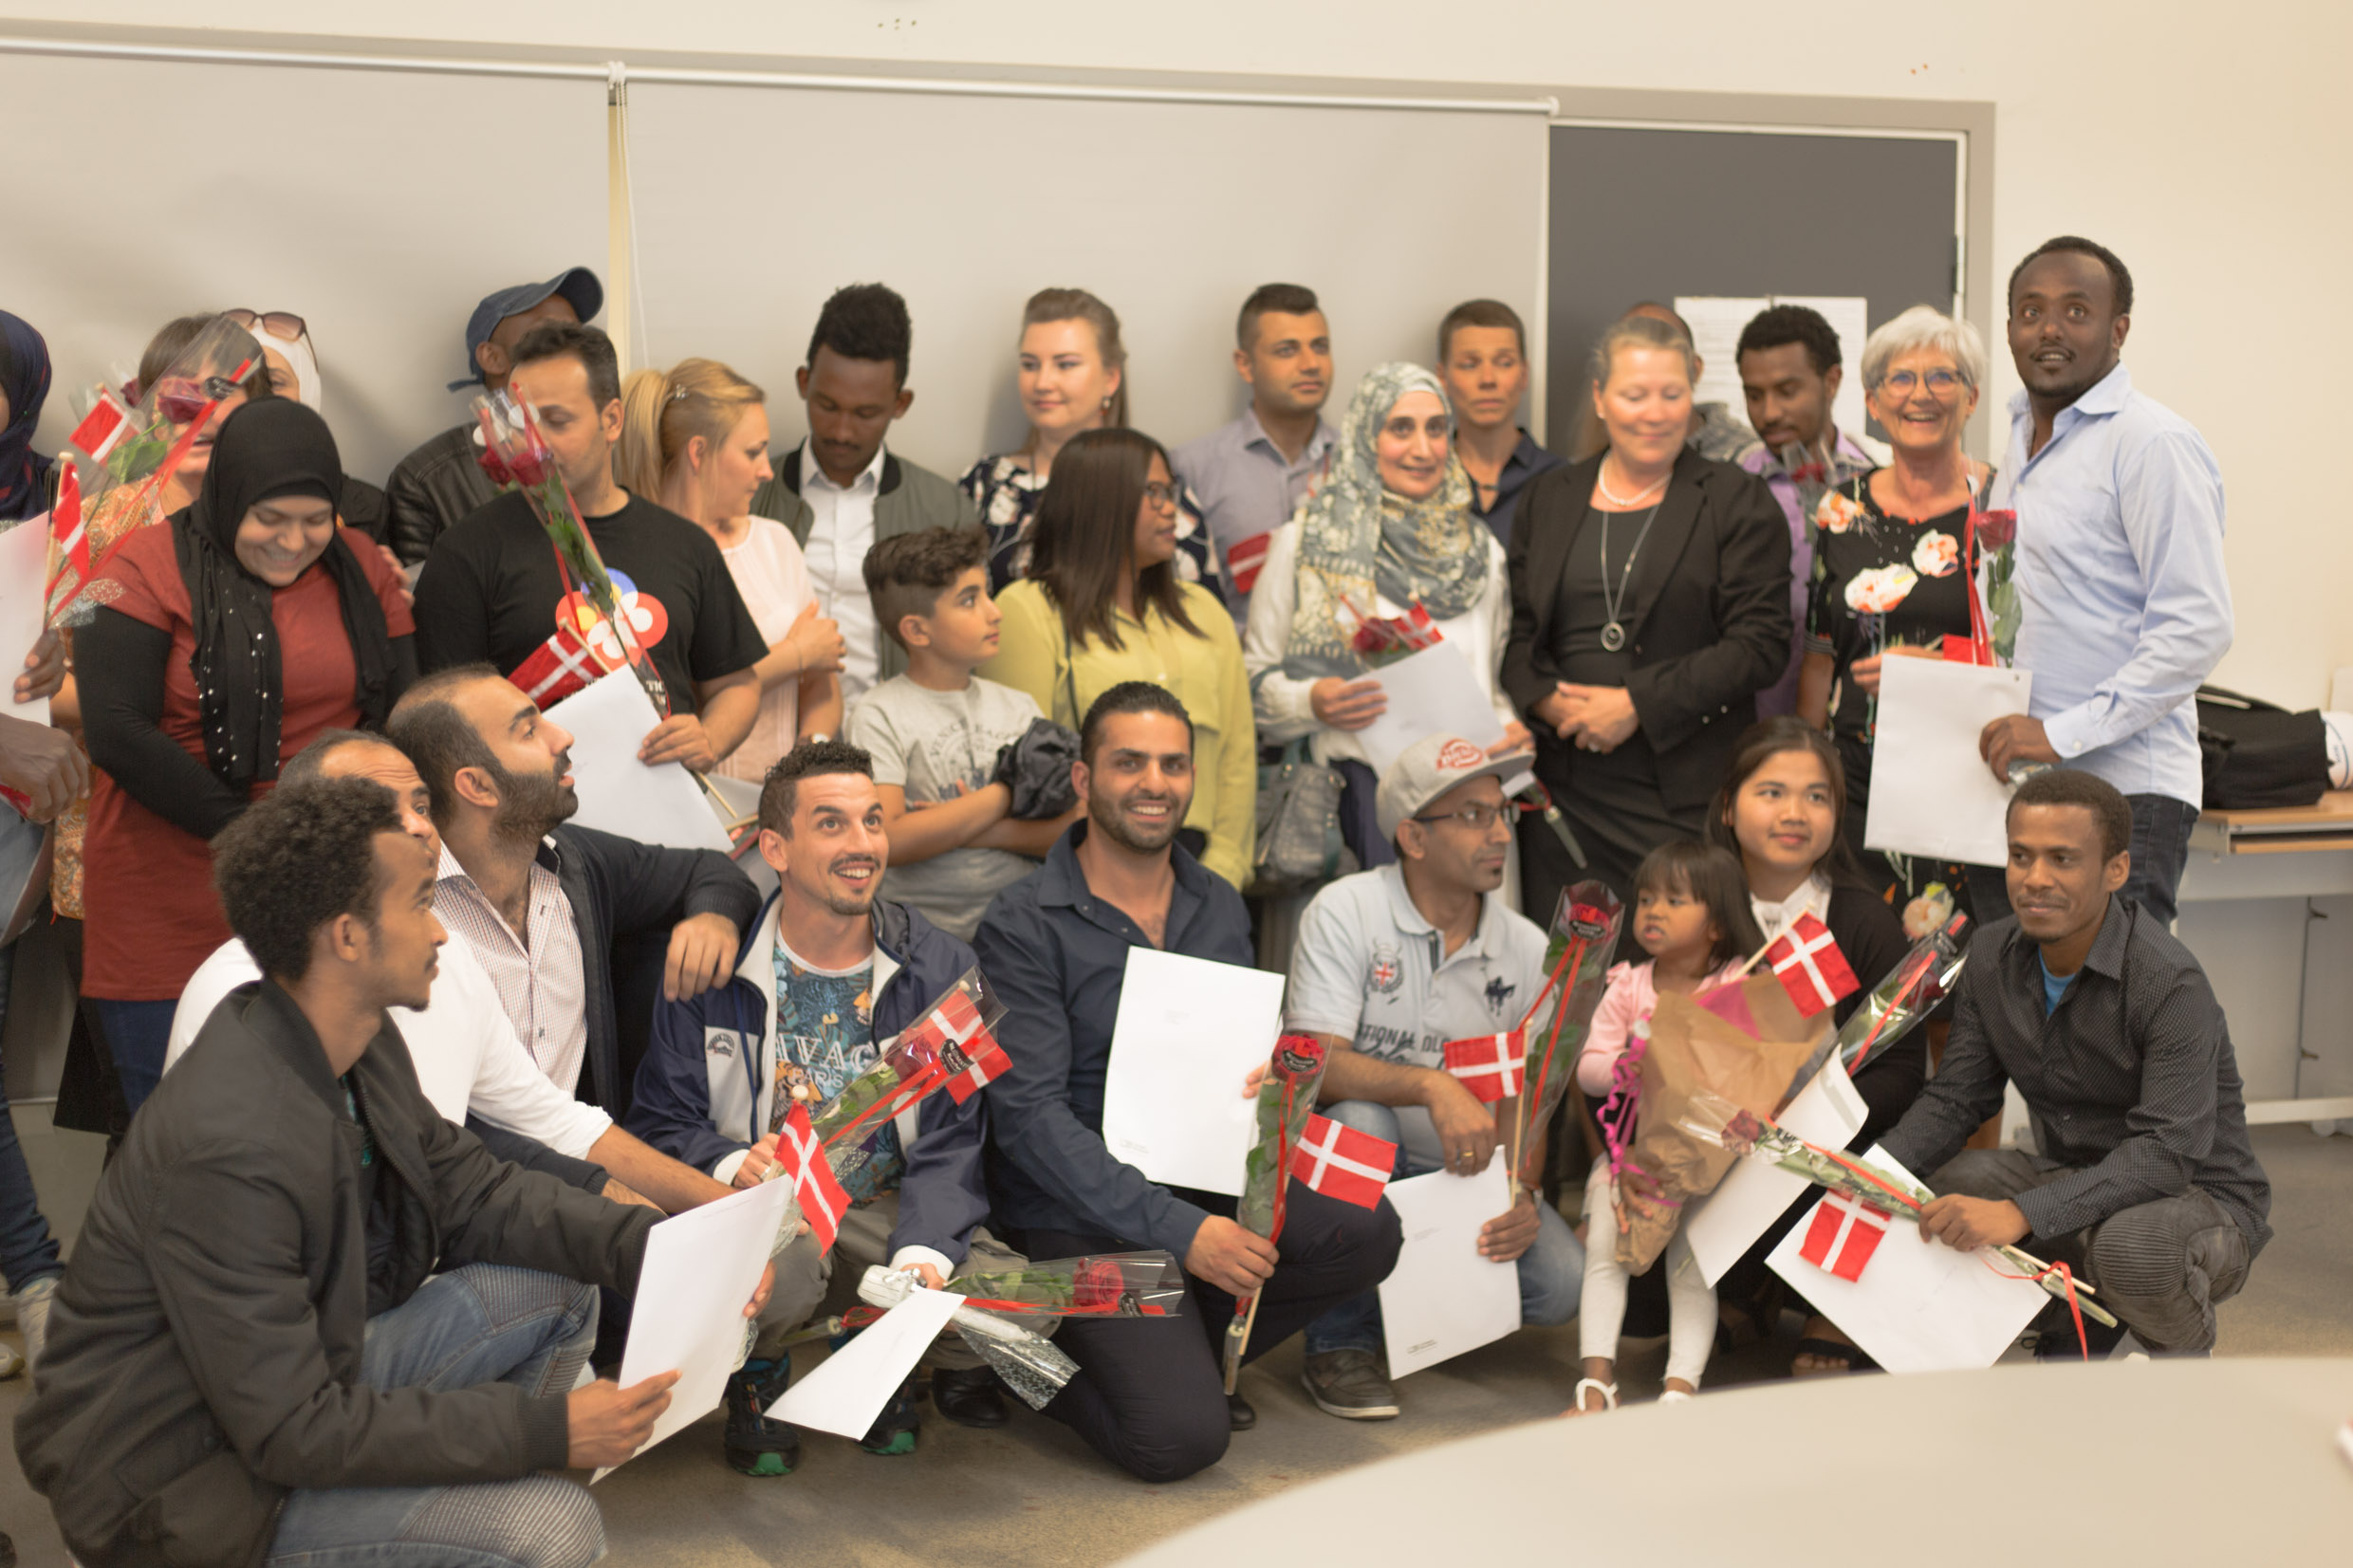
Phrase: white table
[{"left": 1122, "top": 1358, "right": 2353, "bottom": 1566}]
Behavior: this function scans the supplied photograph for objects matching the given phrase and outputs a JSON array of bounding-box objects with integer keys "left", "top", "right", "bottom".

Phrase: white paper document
[
  {"left": 771, "top": 1287, "right": 966, "bottom": 1439},
  {"left": 596, "top": 1176, "right": 794, "bottom": 1480},
  {"left": 1377, "top": 1153, "right": 1520, "bottom": 1378},
  {"left": 1355, "top": 643, "right": 1504, "bottom": 775},
  {"left": 1684, "top": 1056, "right": 1869, "bottom": 1287},
  {"left": 544, "top": 671, "right": 732, "bottom": 855},
  {"left": 0, "top": 520, "right": 52, "bottom": 727},
  {"left": 1674, "top": 296, "right": 1771, "bottom": 414},
  {"left": 1767, "top": 1144, "right": 2049, "bottom": 1374},
  {"left": 1863, "top": 656, "right": 2033, "bottom": 865},
  {"left": 1099, "top": 948, "right": 1287, "bottom": 1196}
]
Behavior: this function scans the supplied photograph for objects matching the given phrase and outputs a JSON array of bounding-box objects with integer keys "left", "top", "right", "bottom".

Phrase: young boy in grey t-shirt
[{"left": 846, "top": 527, "right": 1083, "bottom": 938}]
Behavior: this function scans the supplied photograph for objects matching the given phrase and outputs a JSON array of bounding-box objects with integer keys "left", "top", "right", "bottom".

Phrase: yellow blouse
[{"left": 981, "top": 580, "right": 1257, "bottom": 891}]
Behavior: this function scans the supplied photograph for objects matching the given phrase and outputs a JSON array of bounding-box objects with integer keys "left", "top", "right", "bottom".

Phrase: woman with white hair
[{"left": 1796, "top": 304, "right": 1992, "bottom": 914}]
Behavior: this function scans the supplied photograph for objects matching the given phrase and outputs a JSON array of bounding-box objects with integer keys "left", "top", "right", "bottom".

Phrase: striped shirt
[
  {"left": 433, "top": 840, "right": 590, "bottom": 1097},
  {"left": 1881, "top": 896, "right": 2270, "bottom": 1246}
]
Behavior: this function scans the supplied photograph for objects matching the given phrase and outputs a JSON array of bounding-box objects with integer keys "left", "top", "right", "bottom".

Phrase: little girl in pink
[{"left": 1567, "top": 840, "right": 1761, "bottom": 1413}]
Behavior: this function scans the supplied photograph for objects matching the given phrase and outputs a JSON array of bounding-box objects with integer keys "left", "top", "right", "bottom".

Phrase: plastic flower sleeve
[
  {"left": 857, "top": 1265, "right": 1081, "bottom": 1412},
  {"left": 1238, "top": 1035, "right": 1328, "bottom": 1240},
  {"left": 947, "top": 1252, "right": 1186, "bottom": 1321},
  {"left": 793, "top": 967, "right": 1008, "bottom": 1148},
  {"left": 1836, "top": 912, "right": 1970, "bottom": 1072},
  {"left": 1512, "top": 884, "right": 1623, "bottom": 1178}
]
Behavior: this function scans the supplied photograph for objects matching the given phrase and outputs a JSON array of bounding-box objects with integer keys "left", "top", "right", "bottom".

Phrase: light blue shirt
[{"left": 1991, "top": 362, "right": 2230, "bottom": 807}]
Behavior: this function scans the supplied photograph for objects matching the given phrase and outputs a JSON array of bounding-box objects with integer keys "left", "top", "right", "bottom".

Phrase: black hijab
[
  {"left": 0, "top": 310, "right": 55, "bottom": 523},
  {"left": 170, "top": 398, "right": 395, "bottom": 789}
]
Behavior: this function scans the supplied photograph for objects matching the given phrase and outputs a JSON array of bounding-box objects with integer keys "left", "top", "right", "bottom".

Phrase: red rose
[
  {"left": 1073, "top": 1258, "right": 1125, "bottom": 1312},
  {"left": 1975, "top": 507, "right": 2016, "bottom": 549},
  {"left": 509, "top": 444, "right": 550, "bottom": 489},
  {"left": 475, "top": 446, "right": 513, "bottom": 487},
  {"left": 1351, "top": 623, "right": 1386, "bottom": 655}
]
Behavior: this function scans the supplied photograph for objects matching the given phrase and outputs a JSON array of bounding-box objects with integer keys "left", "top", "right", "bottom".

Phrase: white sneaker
[{"left": 13, "top": 1276, "right": 58, "bottom": 1372}]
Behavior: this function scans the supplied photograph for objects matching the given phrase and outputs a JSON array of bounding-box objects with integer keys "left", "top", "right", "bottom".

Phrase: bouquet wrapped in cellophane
[
  {"left": 1223, "top": 1034, "right": 1327, "bottom": 1391},
  {"left": 788, "top": 967, "right": 1010, "bottom": 1151},
  {"left": 1343, "top": 598, "right": 1444, "bottom": 668},
  {"left": 472, "top": 388, "right": 669, "bottom": 716},
  {"left": 1510, "top": 884, "right": 1622, "bottom": 1183},
  {"left": 951, "top": 1252, "right": 1186, "bottom": 1321},
  {"left": 1676, "top": 1092, "right": 2116, "bottom": 1328},
  {"left": 1836, "top": 912, "right": 1970, "bottom": 1074},
  {"left": 46, "top": 317, "right": 263, "bottom": 625},
  {"left": 857, "top": 1263, "right": 1111, "bottom": 1412}
]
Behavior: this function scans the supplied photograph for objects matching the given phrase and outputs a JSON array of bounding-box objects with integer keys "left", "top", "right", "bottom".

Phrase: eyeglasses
[
  {"left": 1880, "top": 368, "right": 1964, "bottom": 397},
  {"left": 222, "top": 308, "right": 307, "bottom": 342},
  {"left": 154, "top": 375, "right": 244, "bottom": 425},
  {"left": 1142, "top": 480, "right": 1183, "bottom": 507},
  {"left": 1411, "top": 802, "right": 1513, "bottom": 832}
]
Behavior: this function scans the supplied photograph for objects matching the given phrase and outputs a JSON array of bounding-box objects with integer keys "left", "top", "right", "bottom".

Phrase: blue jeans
[
  {"left": 1301, "top": 1099, "right": 1584, "bottom": 1358},
  {"left": 0, "top": 944, "right": 64, "bottom": 1291},
  {"left": 1968, "top": 792, "right": 2199, "bottom": 931},
  {"left": 266, "top": 1264, "right": 605, "bottom": 1568},
  {"left": 87, "top": 996, "right": 176, "bottom": 1116}
]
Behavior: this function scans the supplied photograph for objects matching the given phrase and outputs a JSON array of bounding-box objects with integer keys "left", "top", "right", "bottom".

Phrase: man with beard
[
  {"left": 385, "top": 666, "right": 760, "bottom": 1117},
  {"left": 625, "top": 739, "right": 1006, "bottom": 1473},
  {"left": 1972, "top": 237, "right": 2230, "bottom": 930},
  {"left": 1881, "top": 769, "right": 2269, "bottom": 1355},
  {"left": 974, "top": 682, "right": 1402, "bottom": 1482}
]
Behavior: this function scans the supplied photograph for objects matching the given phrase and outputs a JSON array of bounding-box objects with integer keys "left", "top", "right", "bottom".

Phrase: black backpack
[{"left": 2196, "top": 685, "right": 2329, "bottom": 810}]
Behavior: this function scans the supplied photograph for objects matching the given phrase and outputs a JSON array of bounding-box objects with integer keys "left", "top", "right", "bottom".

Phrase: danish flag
[
  {"left": 926, "top": 990, "right": 1010, "bottom": 1104},
  {"left": 1288, "top": 1115, "right": 1397, "bottom": 1209},
  {"left": 1225, "top": 530, "right": 1272, "bottom": 595},
  {"left": 769, "top": 1102, "right": 851, "bottom": 1254},
  {"left": 1799, "top": 1190, "right": 1892, "bottom": 1282},
  {"left": 1442, "top": 1030, "right": 1526, "bottom": 1103},
  {"left": 1765, "top": 913, "right": 1860, "bottom": 1018},
  {"left": 508, "top": 620, "right": 604, "bottom": 708}
]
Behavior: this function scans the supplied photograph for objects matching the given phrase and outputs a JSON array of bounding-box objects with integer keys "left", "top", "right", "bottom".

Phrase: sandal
[
  {"left": 1791, "top": 1336, "right": 1878, "bottom": 1375},
  {"left": 1564, "top": 1376, "right": 1619, "bottom": 1416},
  {"left": 1658, "top": 1388, "right": 1695, "bottom": 1404}
]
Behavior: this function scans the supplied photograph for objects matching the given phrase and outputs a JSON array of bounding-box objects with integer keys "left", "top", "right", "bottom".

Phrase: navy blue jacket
[
  {"left": 623, "top": 893, "right": 991, "bottom": 1264},
  {"left": 973, "top": 822, "right": 1254, "bottom": 1257}
]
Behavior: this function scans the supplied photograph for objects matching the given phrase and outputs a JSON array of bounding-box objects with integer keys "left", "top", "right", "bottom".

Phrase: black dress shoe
[
  {"left": 1227, "top": 1392, "right": 1257, "bottom": 1430},
  {"left": 931, "top": 1365, "right": 1010, "bottom": 1428}
]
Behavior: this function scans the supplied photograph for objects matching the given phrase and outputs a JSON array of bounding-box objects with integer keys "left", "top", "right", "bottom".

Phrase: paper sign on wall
[{"left": 1674, "top": 295, "right": 1873, "bottom": 442}]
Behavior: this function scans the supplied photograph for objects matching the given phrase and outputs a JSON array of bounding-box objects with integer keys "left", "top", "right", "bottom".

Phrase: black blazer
[{"left": 1503, "top": 447, "right": 1791, "bottom": 811}]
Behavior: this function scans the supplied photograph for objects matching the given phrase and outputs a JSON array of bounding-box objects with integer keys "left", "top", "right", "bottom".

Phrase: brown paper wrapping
[{"left": 1613, "top": 977, "right": 1830, "bottom": 1272}]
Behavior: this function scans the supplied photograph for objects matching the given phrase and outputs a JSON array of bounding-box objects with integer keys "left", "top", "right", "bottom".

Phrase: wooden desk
[{"left": 2193, "top": 789, "right": 2353, "bottom": 858}]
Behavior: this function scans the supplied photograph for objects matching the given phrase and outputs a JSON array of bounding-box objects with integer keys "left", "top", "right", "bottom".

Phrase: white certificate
[
  {"left": 1354, "top": 643, "right": 1504, "bottom": 775},
  {"left": 1766, "top": 1144, "right": 2049, "bottom": 1374},
  {"left": 1683, "top": 1056, "right": 1868, "bottom": 1287},
  {"left": 543, "top": 671, "right": 732, "bottom": 855},
  {"left": 595, "top": 1176, "right": 794, "bottom": 1480},
  {"left": 0, "top": 519, "right": 52, "bottom": 727},
  {"left": 1863, "top": 656, "right": 2034, "bottom": 866},
  {"left": 1099, "top": 947, "right": 1288, "bottom": 1196},
  {"left": 771, "top": 1287, "right": 965, "bottom": 1439},
  {"left": 1378, "top": 1153, "right": 1520, "bottom": 1378}
]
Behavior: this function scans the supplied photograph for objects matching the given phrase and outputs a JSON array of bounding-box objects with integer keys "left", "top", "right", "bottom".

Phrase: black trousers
[{"left": 1013, "top": 1184, "right": 1401, "bottom": 1483}]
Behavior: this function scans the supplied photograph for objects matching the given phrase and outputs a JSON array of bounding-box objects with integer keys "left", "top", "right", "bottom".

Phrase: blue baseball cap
[{"left": 448, "top": 267, "right": 603, "bottom": 391}]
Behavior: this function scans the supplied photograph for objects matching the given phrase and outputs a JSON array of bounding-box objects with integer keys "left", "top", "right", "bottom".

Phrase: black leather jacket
[{"left": 384, "top": 422, "right": 497, "bottom": 566}]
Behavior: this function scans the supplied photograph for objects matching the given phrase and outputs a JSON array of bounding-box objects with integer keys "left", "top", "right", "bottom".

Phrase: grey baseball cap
[{"left": 1374, "top": 733, "right": 1525, "bottom": 839}]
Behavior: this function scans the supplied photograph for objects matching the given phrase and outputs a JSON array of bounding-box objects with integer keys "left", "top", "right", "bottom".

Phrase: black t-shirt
[{"left": 412, "top": 489, "right": 767, "bottom": 713}]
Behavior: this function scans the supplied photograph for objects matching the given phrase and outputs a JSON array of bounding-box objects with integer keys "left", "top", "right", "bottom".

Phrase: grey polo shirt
[
  {"left": 1172, "top": 408, "right": 1338, "bottom": 627},
  {"left": 1286, "top": 864, "right": 1550, "bottom": 1167}
]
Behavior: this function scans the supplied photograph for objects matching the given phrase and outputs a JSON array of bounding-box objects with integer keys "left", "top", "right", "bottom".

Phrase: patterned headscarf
[{"left": 1282, "top": 362, "right": 1487, "bottom": 680}]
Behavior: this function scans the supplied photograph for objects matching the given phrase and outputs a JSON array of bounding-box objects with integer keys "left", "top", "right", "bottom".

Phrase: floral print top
[
  {"left": 959, "top": 452, "right": 1226, "bottom": 606},
  {"left": 1805, "top": 470, "right": 1992, "bottom": 750}
]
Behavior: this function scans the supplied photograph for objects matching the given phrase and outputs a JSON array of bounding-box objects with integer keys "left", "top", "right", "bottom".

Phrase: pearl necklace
[{"left": 1596, "top": 453, "right": 1670, "bottom": 508}]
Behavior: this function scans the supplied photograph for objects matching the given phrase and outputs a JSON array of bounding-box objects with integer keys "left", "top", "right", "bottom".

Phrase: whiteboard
[
  {"left": 625, "top": 83, "right": 1547, "bottom": 479},
  {"left": 5, "top": 50, "right": 609, "bottom": 488}
]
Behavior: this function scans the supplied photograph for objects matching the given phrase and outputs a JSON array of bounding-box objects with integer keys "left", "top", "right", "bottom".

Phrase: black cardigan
[
  {"left": 1502, "top": 447, "right": 1790, "bottom": 812},
  {"left": 1825, "top": 877, "right": 1925, "bottom": 1144}
]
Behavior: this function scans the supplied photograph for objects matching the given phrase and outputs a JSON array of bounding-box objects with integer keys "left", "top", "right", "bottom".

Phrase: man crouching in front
[{"left": 15, "top": 776, "right": 769, "bottom": 1568}]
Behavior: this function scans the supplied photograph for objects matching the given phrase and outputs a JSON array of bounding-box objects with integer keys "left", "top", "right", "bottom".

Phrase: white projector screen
[
  {"left": 624, "top": 83, "right": 1547, "bottom": 479},
  {"left": 5, "top": 49, "right": 609, "bottom": 487}
]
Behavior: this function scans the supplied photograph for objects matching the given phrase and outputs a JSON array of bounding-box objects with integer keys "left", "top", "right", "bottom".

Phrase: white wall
[{"left": 8, "top": 0, "right": 2348, "bottom": 710}]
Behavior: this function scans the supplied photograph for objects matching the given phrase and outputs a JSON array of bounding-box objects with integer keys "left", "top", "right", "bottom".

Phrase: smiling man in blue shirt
[{"left": 1974, "top": 236, "right": 2230, "bottom": 929}]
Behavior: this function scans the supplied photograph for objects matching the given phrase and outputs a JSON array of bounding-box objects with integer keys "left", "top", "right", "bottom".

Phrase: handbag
[
  {"left": 2196, "top": 685, "right": 2329, "bottom": 810},
  {"left": 1250, "top": 738, "right": 1356, "bottom": 894}
]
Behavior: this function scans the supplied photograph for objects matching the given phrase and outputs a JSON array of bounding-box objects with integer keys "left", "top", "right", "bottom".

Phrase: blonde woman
[
  {"left": 619, "top": 358, "right": 846, "bottom": 779},
  {"left": 961, "top": 287, "right": 1223, "bottom": 603}
]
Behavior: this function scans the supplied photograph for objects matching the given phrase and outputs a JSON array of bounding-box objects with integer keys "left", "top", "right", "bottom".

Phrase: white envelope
[
  {"left": 1766, "top": 1144, "right": 2049, "bottom": 1374},
  {"left": 1683, "top": 1056, "right": 1868, "bottom": 1287},
  {"left": 595, "top": 1176, "right": 794, "bottom": 1480},
  {"left": 543, "top": 671, "right": 733, "bottom": 854},
  {"left": 1863, "top": 656, "right": 2033, "bottom": 866},
  {"left": 0, "top": 519, "right": 52, "bottom": 727},
  {"left": 1098, "top": 948, "right": 1287, "bottom": 1196},
  {"left": 771, "top": 1287, "right": 966, "bottom": 1439},
  {"left": 1377, "top": 1153, "right": 1520, "bottom": 1378}
]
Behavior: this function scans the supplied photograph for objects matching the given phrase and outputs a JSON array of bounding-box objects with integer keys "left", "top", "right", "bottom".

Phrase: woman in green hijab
[{"left": 1243, "top": 361, "right": 1529, "bottom": 868}]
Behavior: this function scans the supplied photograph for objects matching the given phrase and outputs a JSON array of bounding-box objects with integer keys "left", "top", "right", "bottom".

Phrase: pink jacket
[{"left": 1574, "top": 958, "right": 1748, "bottom": 1096}]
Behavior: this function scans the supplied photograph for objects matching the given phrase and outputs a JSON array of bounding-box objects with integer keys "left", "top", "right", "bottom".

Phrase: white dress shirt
[
  {"left": 800, "top": 438, "right": 887, "bottom": 705},
  {"left": 165, "top": 935, "right": 615, "bottom": 1159}
]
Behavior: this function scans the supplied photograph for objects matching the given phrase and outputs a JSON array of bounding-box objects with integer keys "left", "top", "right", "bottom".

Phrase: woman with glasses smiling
[{"left": 1797, "top": 305, "right": 1992, "bottom": 913}]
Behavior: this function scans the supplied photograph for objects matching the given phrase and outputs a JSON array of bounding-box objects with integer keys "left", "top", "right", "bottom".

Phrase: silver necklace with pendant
[{"left": 1597, "top": 501, "right": 1661, "bottom": 653}]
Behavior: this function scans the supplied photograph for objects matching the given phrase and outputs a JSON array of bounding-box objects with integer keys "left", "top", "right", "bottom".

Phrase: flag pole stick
[
  {"left": 1726, "top": 932, "right": 1777, "bottom": 983},
  {"left": 1222, "top": 1292, "right": 1263, "bottom": 1395}
]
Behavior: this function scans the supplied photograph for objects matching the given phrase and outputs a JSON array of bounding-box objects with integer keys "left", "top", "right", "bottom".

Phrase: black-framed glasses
[
  {"left": 1881, "top": 367, "right": 1963, "bottom": 397},
  {"left": 1411, "top": 802, "right": 1513, "bottom": 832}
]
